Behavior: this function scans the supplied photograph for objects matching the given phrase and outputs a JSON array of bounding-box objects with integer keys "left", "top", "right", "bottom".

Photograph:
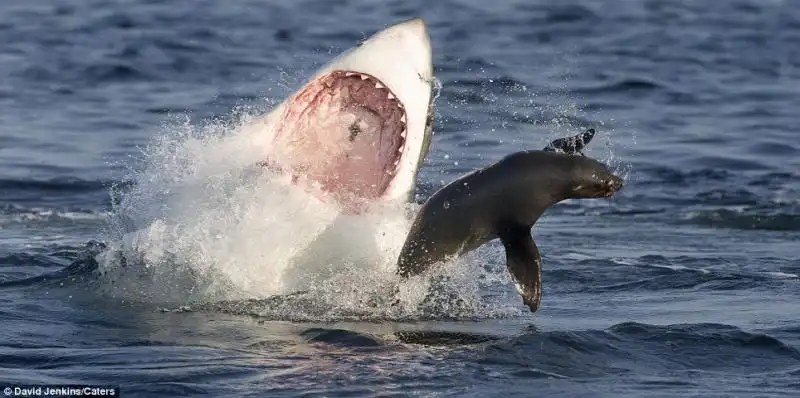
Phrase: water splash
[{"left": 92, "top": 104, "right": 515, "bottom": 320}]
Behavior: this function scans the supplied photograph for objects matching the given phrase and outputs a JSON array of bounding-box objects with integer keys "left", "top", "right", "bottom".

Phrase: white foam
[{"left": 101, "top": 113, "right": 342, "bottom": 300}]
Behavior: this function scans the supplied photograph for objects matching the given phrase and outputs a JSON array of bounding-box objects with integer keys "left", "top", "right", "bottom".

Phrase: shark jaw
[{"left": 253, "top": 18, "right": 435, "bottom": 211}]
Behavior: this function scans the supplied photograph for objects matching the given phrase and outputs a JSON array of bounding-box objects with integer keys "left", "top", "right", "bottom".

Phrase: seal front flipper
[{"left": 497, "top": 223, "right": 542, "bottom": 312}]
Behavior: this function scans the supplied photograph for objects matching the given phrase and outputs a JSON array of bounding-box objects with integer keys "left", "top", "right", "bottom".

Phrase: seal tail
[{"left": 498, "top": 223, "right": 542, "bottom": 312}]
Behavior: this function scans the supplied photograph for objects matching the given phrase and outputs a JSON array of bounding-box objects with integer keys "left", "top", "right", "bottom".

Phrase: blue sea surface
[{"left": 1, "top": 0, "right": 799, "bottom": 397}]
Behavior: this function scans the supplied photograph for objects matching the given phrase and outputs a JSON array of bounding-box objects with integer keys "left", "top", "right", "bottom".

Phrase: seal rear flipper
[
  {"left": 543, "top": 128, "right": 596, "bottom": 155},
  {"left": 498, "top": 223, "right": 542, "bottom": 312}
]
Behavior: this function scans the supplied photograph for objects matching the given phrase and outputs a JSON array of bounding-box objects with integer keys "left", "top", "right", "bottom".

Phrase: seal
[{"left": 397, "top": 138, "right": 623, "bottom": 312}]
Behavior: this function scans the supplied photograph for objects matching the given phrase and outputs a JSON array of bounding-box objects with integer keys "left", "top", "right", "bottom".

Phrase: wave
[
  {"left": 0, "top": 204, "right": 109, "bottom": 224},
  {"left": 635, "top": 166, "right": 733, "bottom": 186},
  {"left": 0, "top": 177, "right": 133, "bottom": 210},
  {"left": 572, "top": 78, "right": 665, "bottom": 96},
  {"left": 604, "top": 166, "right": 798, "bottom": 230},
  {"left": 230, "top": 321, "right": 800, "bottom": 379},
  {"left": 0, "top": 177, "right": 127, "bottom": 193},
  {"left": 475, "top": 322, "right": 800, "bottom": 378},
  {"left": 545, "top": 253, "right": 797, "bottom": 295},
  {"left": 0, "top": 252, "right": 72, "bottom": 269},
  {"left": 0, "top": 242, "right": 103, "bottom": 287},
  {"left": 300, "top": 328, "right": 383, "bottom": 348},
  {"left": 292, "top": 327, "right": 499, "bottom": 348},
  {"left": 685, "top": 209, "right": 800, "bottom": 231}
]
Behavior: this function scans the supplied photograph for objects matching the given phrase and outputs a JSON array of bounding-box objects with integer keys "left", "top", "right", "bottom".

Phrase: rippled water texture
[{"left": 1, "top": 1, "right": 798, "bottom": 397}]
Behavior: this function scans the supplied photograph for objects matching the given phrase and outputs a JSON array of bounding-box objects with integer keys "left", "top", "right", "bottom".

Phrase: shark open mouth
[
  {"left": 272, "top": 70, "right": 407, "bottom": 205},
  {"left": 251, "top": 18, "right": 433, "bottom": 211}
]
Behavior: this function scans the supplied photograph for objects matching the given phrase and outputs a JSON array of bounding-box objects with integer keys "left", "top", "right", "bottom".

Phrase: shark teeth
[
  {"left": 400, "top": 115, "right": 406, "bottom": 124},
  {"left": 375, "top": 82, "right": 384, "bottom": 89},
  {"left": 387, "top": 92, "right": 395, "bottom": 100},
  {"left": 345, "top": 72, "right": 357, "bottom": 77},
  {"left": 360, "top": 75, "right": 369, "bottom": 80}
]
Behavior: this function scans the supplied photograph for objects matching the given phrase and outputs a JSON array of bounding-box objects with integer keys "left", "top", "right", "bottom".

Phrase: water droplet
[{"left": 443, "top": 201, "right": 450, "bottom": 209}]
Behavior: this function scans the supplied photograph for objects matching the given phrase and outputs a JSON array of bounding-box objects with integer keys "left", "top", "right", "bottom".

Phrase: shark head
[{"left": 254, "top": 18, "right": 435, "bottom": 210}]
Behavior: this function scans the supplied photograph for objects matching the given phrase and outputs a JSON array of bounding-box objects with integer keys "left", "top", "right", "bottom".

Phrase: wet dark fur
[{"left": 397, "top": 130, "right": 622, "bottom": 312}]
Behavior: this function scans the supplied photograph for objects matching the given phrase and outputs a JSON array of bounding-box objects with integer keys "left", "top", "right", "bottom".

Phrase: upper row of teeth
[{"left": 344, "top": 72, "right": 401, "bottom": 103}]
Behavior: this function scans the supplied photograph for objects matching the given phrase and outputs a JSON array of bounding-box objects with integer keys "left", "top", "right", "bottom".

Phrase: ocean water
[{"left": 1, "top": 0, "right": 799, "bottom": 396}]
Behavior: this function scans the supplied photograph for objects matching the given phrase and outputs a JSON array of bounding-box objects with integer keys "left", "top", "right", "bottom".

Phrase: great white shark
[{"left": 244, "top": 18, "right": 436, "bottom": 211}]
